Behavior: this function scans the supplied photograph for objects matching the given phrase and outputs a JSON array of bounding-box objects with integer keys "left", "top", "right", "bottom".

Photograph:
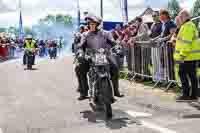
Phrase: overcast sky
[{"left": 0, "top": 0, "right": 195, "bottom": 27}]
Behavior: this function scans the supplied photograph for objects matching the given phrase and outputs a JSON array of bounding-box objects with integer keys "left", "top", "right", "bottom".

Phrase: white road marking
[
  {"left": 126, "top": 110, "right": 177, "bottom": 133},
  {"left": 141, "top": 121, "right": 177, "bottom": 133},
  {"left": 126, "top": 110, "right": 152, "bottom": 117}
]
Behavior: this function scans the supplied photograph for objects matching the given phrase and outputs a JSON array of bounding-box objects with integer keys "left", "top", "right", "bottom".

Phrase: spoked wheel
[
  {"left": 27, "top": 55, "right": 33, "bottom": 70},
  {"left": 100, "top": 78, "right": 113, "bottom": 120}
]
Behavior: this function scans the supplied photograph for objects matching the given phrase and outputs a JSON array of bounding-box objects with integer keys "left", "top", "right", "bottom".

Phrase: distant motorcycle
[
  {"left": 49, "top": 47, "right": 57, "bottom": 59},
  {"left": 24, "top": 48, "right": 35, "bottom": 70},
  {"left": 39, "top": 45, "right": 46, "bottom": 57}
]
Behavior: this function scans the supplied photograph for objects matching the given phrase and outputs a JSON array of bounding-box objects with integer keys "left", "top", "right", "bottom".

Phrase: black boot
[{"left": 78, "top": 95, "right": 88, "bottom": 101}]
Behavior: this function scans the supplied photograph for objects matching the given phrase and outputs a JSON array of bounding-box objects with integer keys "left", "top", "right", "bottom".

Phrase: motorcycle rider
[
  {"left": 76, "top": 15, "right": 124, "bottom": 101},
  {"left": 48, "top": 40, "right": 57, "bottom": 59},
  {"left": 23, "top": 35, "right": 38, "bottom": 66},
  {"left": 38, "top": 40, "right": 46, "bottom": 57},
  {"left": 73, "top": 25, "right": 87, "bottom": 93},
  {"left": 72, "top": 25, "right": 85, "bottom": 54}
]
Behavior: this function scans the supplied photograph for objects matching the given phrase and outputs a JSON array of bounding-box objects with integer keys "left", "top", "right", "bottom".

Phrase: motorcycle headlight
[
  {"left": 98, "top": 48, "right": 105, "bottom": 53},
  {"left": 95, "top": 54, "right": 108, "bottom": 64}
]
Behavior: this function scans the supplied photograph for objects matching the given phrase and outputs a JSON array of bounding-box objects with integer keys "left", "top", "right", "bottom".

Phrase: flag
[
  {"left": 19, "top": 10, "right": 24, "bottom": 40},
  {"left": 120, "top": 0, "right": 128, "bottom": 24},
  {"left": 124, "top": 0, "right": 128, "bottom": 23},
  {"left": 100, "top": 0, "right": 103, "bottom": 18},
  {"left": 19, "top": 0, "right": 24, "bottom": 40},
  {"left": 77, "top": 0, "right": 81, "bottom": 30}
]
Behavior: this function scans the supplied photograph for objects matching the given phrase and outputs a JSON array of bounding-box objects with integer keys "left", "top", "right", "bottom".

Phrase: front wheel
[
  {"left": 100, "top": 78, "right": 113, "bottom": 120},
  {"left": 27, "top": 64, "right": 32, "bottom": 70},
  {"left": 27, "top": 55, "right": 33, "bottom": 70}
]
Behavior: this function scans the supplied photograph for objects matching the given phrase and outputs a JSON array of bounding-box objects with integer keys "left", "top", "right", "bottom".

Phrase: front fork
[
  {"left": 87, "top": 72, "right": 96, "bottom": 103},
  {"left": 87, "top": 70, "right": 115, "bottom": 103}
]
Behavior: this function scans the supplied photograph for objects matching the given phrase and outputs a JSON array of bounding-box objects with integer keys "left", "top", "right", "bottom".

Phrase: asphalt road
[{"left": 0, "top": 55, "right": 200, "bottom": 133}]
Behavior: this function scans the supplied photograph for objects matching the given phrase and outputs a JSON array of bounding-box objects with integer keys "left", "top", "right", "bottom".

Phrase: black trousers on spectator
[
  {"left": 167, "top": 46, "right": 175, "bottom": 80},
  {"left": 179, "top": 61, "right": 198, "bottom": 97},
  {"left": 134, "top": 45, "right": 142, "bottom": 74},
  {"left": 141, "top": 47, "right": 151, "bottom": 77},
  {"left": 75, "top": 60, "right": 90, "bottom": 97}
]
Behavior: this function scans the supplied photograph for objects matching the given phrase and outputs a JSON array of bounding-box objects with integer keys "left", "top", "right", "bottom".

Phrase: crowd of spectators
[
  {"left": 111, "top": 9, "right": 181, "bottom": 81},
  {"left": 0, "top": 36, "right": 64, "bottom": 60}
]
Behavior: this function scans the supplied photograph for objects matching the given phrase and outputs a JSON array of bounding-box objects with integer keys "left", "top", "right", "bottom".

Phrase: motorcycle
[
  {"left": 49, "top": 47, "right": 57, "bottom": 59},
  {"left": 77, "top": 44, "right": 123, "bottom": 120},
  {"left": 24, "top": 48, "right": 35, "bottom": 70},
  {"left": 39, "top": 45, "right": 45, "bottom": 57}
]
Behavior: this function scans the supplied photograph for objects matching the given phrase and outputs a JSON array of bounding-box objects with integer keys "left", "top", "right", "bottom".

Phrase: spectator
[
  {"left": 38, "top": 40, "right": 46, "bottom": 57},
  {"left": 157, "top": 9, "right": 177, "bottom": 81},
  {"left": 159, "top": 9, "right": 176, "bottom": 40},
  {"left": 131, "top": 17, "right": 150, "bottom": 81},
  {"left": 121, "top": 24, "right": 133, "bottom": 71},
  {"left": 150, "top": 11, "right": 162, "bottom": 39},
  {"left": 150, "top": 11, "right": 163, "bottom": 81},
  {"left": 72, "top": 25, "right": 85, "bottom": 53},
  {"left": 0, "top": 37, "right": 9, "bottom": 59},
  {"left": 169, "top": 16, "right": 182, "bottom": 46},
  {"left": 9, "top": 39, "right": 16, "bottom": 58},
  {"left": 112, "top": 24, "right": 123, "bottom": 41},
  {"left": 175, "top": 9, "right": 200, "bottom": 101}
]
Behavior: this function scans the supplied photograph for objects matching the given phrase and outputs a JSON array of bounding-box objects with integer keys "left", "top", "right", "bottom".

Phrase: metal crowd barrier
[
  {"left": 121, "top": 40, "right": 200, "bottom": 92},
  {"left": 121, "top": 41, "right": 180, "bottom": 91},
  {"left": 130, "top": 41, "right": 153, "bottom": 82}
]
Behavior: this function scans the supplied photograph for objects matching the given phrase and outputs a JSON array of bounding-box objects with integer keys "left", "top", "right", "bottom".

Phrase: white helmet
[
  {"left": 26, "top": 35, "right": 32, "bottom": 39},
  {"left": 86, "top": 15, "right": 102, "bottom": 25}
]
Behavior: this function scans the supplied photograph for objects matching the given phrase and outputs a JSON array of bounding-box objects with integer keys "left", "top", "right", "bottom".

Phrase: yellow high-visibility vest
[
  {"left": 25, "top": 40, "right": 36, "bottom": 49},
  {"left": 174, "top": 21, "right": 200, "bottom": 61}
]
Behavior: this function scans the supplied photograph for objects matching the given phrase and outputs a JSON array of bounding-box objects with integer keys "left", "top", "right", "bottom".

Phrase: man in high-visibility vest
[
  {"left": 175, "top": 10, "right": 200, "bottom": 101},
  {"left": 23, "top": 35, "right": 38, "bottom": 65}
]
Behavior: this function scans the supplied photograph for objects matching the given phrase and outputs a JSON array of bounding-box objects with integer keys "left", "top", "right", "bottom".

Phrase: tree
[
  {"left": 0, "top": 28, "right": 6, "bottom": 33},
  {"left": 63, "top": 15, "right": 73, "bottom": 25},
  {"left": 168, "top": 0, "right": 180, "bottom": 20},
  {"left": 24, "top": 27, "right": 33, "bottom": 35},
  {"left": 192, "top": 0, "right": 200, "bottom": 26},
  {"left": 39, "top": 14, "right": 73, "bottom": 26},
  {"left": 56, "top": 14, "right": 64, "bottom": 24},
  {"left": 7, "top": 26, "right": 18, "bottom": 35}
]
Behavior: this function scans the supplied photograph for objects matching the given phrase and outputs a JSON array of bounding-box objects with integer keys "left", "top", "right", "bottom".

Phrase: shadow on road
[
  {"left": 182, "top": 102, "right": 200, "bottom": 119},
  {"left": 188, "top": 102, "right": 200, "bottom": 110},
  {"left": 24, "top": 68, "right": 39, "bottom": 71},
  {"left": 80, "top": 109, "right": 137, "bottom": 130}
]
